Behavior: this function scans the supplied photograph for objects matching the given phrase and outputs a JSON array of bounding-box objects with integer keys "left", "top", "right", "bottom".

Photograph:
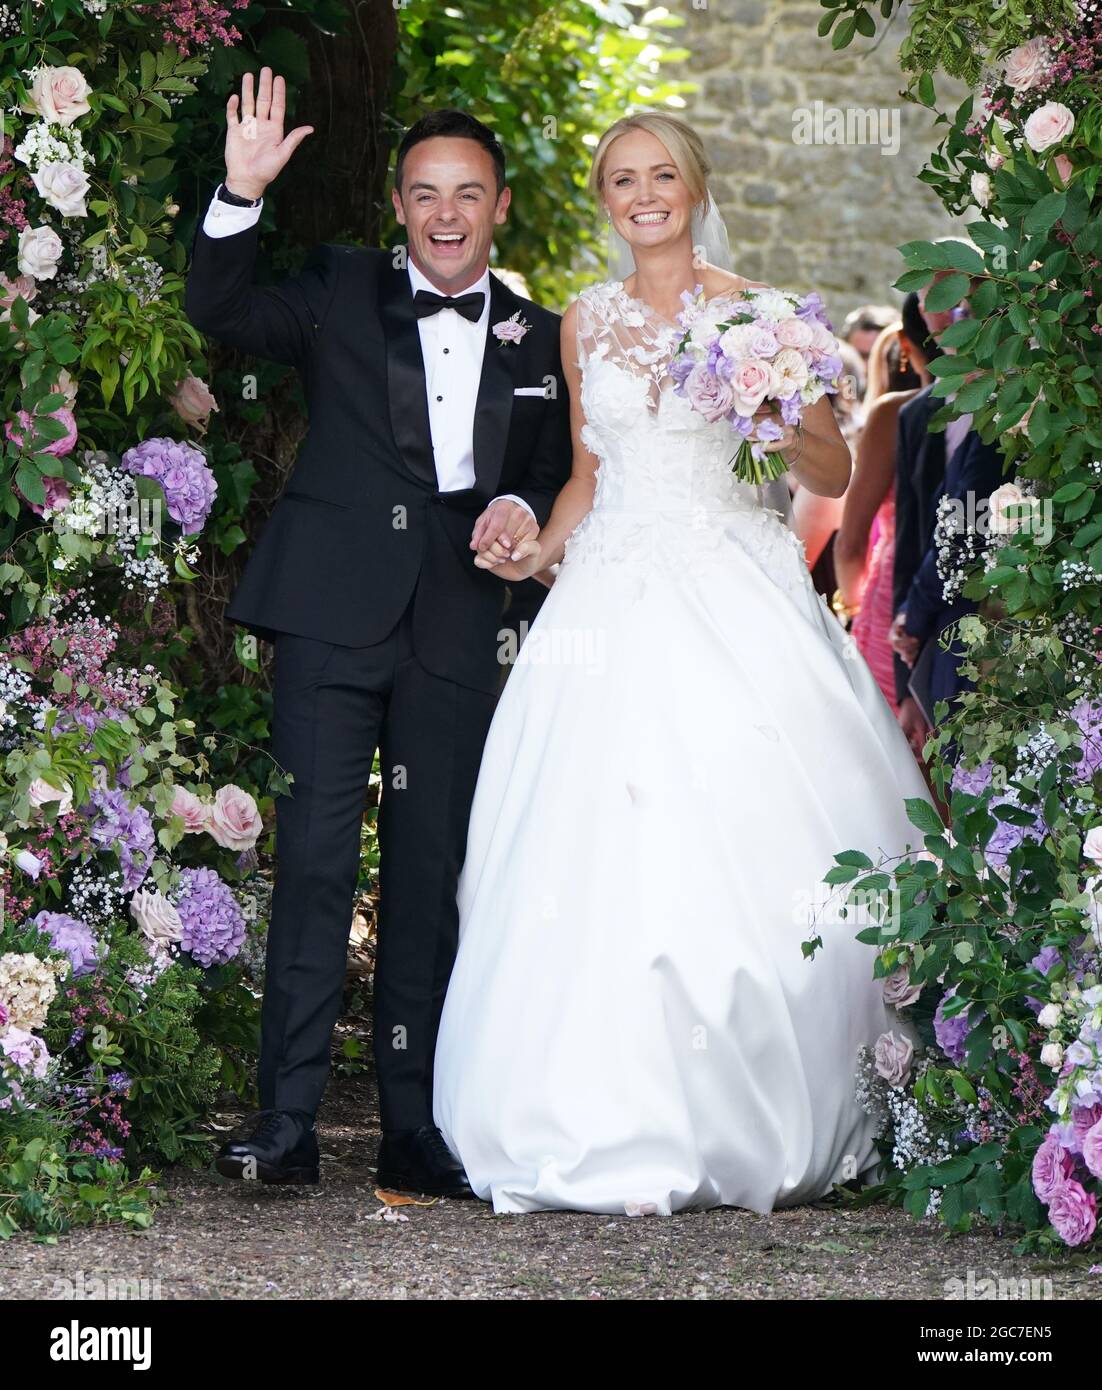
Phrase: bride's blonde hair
[{"left": 588, "top": 111, "right": 712, "bottom": 210}]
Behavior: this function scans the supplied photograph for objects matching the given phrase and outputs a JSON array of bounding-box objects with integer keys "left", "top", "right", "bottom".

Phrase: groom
[{"left": 185, "top": 69, "right": 571, "bottom": 1194}]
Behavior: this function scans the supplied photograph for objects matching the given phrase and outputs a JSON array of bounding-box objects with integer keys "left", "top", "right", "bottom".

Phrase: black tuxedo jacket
[
  {"left": 184, "top": 221, "right": 572, "bottom": 693},
  {"left": 891, "top": 383, "right": 946, "bottom": 704}
]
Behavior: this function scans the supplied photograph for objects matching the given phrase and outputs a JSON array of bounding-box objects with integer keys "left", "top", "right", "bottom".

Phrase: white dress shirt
[{"left": 201, "top": 186, "right": 533, "bottom": 520}]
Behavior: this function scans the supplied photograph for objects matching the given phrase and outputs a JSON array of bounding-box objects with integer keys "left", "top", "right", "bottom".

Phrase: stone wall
[{"left": 667, "top": 0, "right": 973, "bottom": 326}]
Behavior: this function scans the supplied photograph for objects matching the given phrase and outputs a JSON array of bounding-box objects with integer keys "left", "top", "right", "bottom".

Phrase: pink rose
[
  {"left": 1023, "top": 102, "right": 1074, "bottom": 153},
  {"left": 1083, "top": 1120, "right": 1102, "bottom": 1181},
  {"left": 882, "top": 965, "right": 922, "bottom": 1009},
  {"left": 29, "top": 65, "right": 92, "bottom": 127},
  {"left": 1083, "top": 826, "right": 1102, "bottom": 865},
  {"left": 1046, "top": 1178, "right": 1097, "bottom": 1247},
  {"left": 684, "top": 363, "right": 735, "bottom": 423},
  {"left": 13, "top": 468, "right": 72, "bottom": 517},
  {"left": 729, "top": 358, "right": 777, "bottom": 417},
  {"left": 492, "top": 314, "right": 530, "bottom": 344},
  {"left": 809, "top": 321, "right": 837, "bottom": 356},
  {"left": 5, "top": 407, "right": 77, "bottom": 457},
  {"left": 774, "top": 316, "right": 813, "bottom": 351},
  {"left": 0, "top": 273, "right": 36, "bottom": 311},
  {"left": 171, "top": 786, "right": 210, "bottom": 833},
  {"left": 1032, "top": 1129, "right": 1075, "bottom": 1201},
  {"left": 1002, "top": 37, "right": 1051, "bottom": 93},
  {"left": 169, "top": 375, "right": 219, "bottom": 434},
  {"left": 1054, "top": 153, "right": 1074, "bottom": 186},
  {"left": 206, "top": 783, "right": 263, "bottom": 852},
  {"left": 874, "top": 1029, "right": 914, "bottom": 1087}
]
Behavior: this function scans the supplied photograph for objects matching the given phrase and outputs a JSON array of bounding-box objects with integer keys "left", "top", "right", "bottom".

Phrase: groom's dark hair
[{"left": 395, "top": 109, "right": 507, "bottom": 197}]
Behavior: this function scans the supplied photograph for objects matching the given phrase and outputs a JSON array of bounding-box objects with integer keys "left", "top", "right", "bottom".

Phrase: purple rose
[
  {"left": 684, "top": 363, "right": 736, "bottom": 423},
  {"left": 934, "top": 988, "right": 976, "bottom": 1064},
  {"left": 1032, "top": 1128, "right": 1075, "bottom": 1201},
  {"left": 1083, "top": 1120, "right": 1102, "bottom": 1180},
  {"left": 1046, "top": 1178, "right": 1098, "bottom": 1246}
]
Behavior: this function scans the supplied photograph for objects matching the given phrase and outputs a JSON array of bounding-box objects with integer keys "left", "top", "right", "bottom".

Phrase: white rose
[
  {"left": 1040, "top": 1042, "right": 1063, "bottom": 1069},
  {"left": 771, "top": 346, "right": 810, "bottom": 397},
  {"left": 129, "top": 888, "right": 183, "bottom": 949},
  {"left": 27, "top": 777, "right": 73, "bottom": 816},
  {"left": 984, "top": 147, "right": 1006, "bottom": 171},
  {"left": 31, "top": 162, "right": 90, "bottom": 218},
  {"left": 1037, "top": 1003, "right": 1062, "bottom": 1029},
  {"left": 988, "top": 482, "right": 1035, "bottom": 535},
  {"left": 970, "top": 171, "right": 992, "bottom": 208},
  {"left": 18, "top": 224, "right": 64, "bottom": 280}
]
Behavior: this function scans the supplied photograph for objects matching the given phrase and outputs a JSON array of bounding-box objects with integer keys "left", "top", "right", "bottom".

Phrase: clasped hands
[{"left": 469, "top": 499, "right": 545, "bottom": 582}]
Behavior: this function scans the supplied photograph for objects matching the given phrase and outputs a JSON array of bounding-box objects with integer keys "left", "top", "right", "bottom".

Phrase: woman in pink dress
[{"left": 834, "top": 293, "right": 934, "bottom": 714}]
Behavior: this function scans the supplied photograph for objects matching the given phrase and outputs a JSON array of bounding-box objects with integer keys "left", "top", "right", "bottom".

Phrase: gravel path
[{"left": 1, "top": 1074, "right": 1098, "bottom": 1301}]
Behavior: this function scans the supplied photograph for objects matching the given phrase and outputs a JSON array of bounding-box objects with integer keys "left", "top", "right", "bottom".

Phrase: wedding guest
[
  {"left": 890, "top": 244, "right": 980, "bottom": 755},
  {"left": 833, "top": 294, "right": 936, "bottom": 713},
  {"left": 841, "top": 302, "right": 898, "bottom": 360},
  {"left": 791, "top": 339, "right": 864, "bottom": 598}
]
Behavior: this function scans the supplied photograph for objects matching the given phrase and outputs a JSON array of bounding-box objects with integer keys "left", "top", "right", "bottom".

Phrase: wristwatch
[{"left": 216, "top": 182, "right": 262, "bottom": 208}]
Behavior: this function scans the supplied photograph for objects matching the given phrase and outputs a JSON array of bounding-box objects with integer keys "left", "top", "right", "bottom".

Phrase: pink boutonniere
[{"left": 492, "top": 310, "right": 531, "bottom": 345}]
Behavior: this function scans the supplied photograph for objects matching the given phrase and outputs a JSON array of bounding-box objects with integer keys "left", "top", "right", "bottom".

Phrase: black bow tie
[{"left": 412, "top": 289, "right": 485, "bottom": 323}]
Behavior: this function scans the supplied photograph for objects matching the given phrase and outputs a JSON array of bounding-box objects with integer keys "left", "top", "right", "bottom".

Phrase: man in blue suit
[{"left": 894, "top": 426, "right": 1006, "bottom": 717}]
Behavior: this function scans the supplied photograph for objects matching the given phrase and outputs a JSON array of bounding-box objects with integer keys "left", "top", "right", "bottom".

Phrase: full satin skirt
[{"left": 433, "top": 512, "right": 932, "bottom": 1215}]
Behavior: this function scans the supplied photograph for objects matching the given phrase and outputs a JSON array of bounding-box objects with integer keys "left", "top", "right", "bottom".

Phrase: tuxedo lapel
[
  {"left": 472, "top": 274, "right": 522, "bottom": 496},
  {"left": 378, "top": 261, "right": 437, "bottom": 487}
]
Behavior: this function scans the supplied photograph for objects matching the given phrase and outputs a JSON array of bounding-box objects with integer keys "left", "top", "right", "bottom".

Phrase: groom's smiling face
[{"left": 393, "top": 136, "right": 511, "bottom": 294}]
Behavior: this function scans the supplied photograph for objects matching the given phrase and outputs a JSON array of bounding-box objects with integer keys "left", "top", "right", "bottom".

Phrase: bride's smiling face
[{"left": 601, "top": 129, "right": 695, "bottom": 256}]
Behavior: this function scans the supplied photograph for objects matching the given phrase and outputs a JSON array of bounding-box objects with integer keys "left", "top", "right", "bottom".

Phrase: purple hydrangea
[
  {"left": 949, "top": 759, "right": 1046, "bottom": 867},
  {"left": 121, "top": 436, "right": 217, "bottom": 536},
  {"left": 173, "top": 867, "right": 246, "bottom": 967},
  {"left": 1069, "top": 698, "right": 1102, "bottom": 782},
  {"left": 32, "top": 910, "right": 100, "bottom": 977},
  {"left": 934, "top": 987, "right": 976, "bottom": 1064},
  {"left": 85, "top": 787, "right": 155, "bottom": 890}
]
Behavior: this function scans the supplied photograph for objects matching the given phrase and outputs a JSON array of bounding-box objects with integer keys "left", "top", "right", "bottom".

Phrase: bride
[{"left": 432, "top": 112, "right": 935, "bottom": 1215}]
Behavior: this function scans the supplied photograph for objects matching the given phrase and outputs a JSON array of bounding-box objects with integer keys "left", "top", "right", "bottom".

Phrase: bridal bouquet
[{"left": 669, "top": 286, "right": 845, "bottom": 485}]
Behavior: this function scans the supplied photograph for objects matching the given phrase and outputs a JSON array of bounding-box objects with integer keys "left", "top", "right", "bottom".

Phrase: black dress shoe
[
  {"left": 214, "top": 1109, "right": 320, "bottom": 1184},
  {"left": 375, "top": 1125, "right": 475, "bottom": 1199}
]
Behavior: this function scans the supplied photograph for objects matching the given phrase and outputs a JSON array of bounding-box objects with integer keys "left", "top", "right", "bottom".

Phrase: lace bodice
[{"left": 562, "top": 279, "right": 809, "bottom": 597}]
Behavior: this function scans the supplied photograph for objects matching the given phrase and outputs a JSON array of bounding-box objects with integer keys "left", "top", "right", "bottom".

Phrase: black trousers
[{"left": 257, "top": 591, "right": 497, "bottom": 1130}]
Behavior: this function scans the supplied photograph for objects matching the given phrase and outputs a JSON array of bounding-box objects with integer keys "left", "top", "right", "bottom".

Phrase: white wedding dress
[{"left": 432, "top": 280, "right": 934, "bottom": 1215}]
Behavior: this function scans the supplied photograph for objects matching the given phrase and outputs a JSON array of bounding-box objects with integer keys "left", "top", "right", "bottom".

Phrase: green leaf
[
  {"left": 906, "top": 797, "right": 943, "bottom": 835},
  {"left": 924, "top": 273, "right": 971, "bottom": 313},
  {"left": 1023, "top": 191, "right": 1066, "bottom": 236}
]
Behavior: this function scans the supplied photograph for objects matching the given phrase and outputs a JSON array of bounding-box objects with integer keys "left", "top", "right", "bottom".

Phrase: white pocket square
[{"left": 513, "top": 386, "right": 549, "bottom": 397}]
